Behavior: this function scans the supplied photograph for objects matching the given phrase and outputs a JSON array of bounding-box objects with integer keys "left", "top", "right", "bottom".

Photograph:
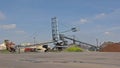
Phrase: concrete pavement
[{"left": 0, "top": 52, "right": 120, "bottom": 68}]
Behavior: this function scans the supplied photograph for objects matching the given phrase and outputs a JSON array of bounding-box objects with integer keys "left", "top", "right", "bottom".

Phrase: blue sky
[{"left": 0, "top": 0, "right": 120, "bottom": 45}]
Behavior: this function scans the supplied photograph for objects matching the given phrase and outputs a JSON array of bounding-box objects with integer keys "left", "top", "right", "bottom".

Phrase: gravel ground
[{"left": 0, "top": 52, "right": 120, "bottom": 68}]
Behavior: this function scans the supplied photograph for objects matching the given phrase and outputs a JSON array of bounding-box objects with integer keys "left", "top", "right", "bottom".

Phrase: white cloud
[
  {"left": 80, "top": 18, "right": 88, "bottom": 24},
  {"left": 0, "top": 11, "right": 6, "bottom": 20},
  {"left": 102, "top": 26, "right": 120, "bottom": 36},
  {"left": 0, "top": 24, "right": 16, "bottom": 30},
  {"left": 72, "top": 9, "right": 120, "bottom": 44},
  {"left": 95, "top": 13, "right": 106, "bottom": 19},
  {"left": 104, "top": 31, "right": 111, "bottom": 35},
  {"left": 107, "top": 26, "right": 120, "bottom": 31},
  {"left": 15, "top": 30, "right": 26, "bottom": 34},
  {"left": 77, "top": 8, "right": 120, "bottom": 25},
  {"left": 78, "top": 13, "right": 106, "bottom": 25}
]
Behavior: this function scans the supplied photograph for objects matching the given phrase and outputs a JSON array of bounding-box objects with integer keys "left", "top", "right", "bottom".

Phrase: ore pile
[{"left": 100, "top": 43, "right": 120, "bottom": 52}]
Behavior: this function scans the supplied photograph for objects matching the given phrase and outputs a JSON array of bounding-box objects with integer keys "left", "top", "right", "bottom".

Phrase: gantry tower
[{"left": 51, "top": 17, "right": 59, "bottom": 43}]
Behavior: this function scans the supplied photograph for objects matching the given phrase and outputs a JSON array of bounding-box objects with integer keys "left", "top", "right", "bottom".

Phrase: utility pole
[
  {"left": 73, "top": 35, "right": 76, "bottom": 44},
  {"left": 33, "top": 37, "right": 36, "bottom": 45},
  {"left": 96, "top": 38, "right": 99, "bottom": 51}
]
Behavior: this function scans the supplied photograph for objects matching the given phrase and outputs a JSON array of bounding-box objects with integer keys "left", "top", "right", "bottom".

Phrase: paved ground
[{"left": 0, "top": 52, "right": 120, "bottom": 68}]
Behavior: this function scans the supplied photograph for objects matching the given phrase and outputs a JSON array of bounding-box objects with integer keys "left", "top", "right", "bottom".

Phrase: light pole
[
  {"left": 72, "top": 35, "right": 76, "bottom": 44},
  {"left": 96, "top": 38, "right": 99, "bottom": 51},
  {"left": 33, "top": 37, "right": 36, "bottom": 45}
]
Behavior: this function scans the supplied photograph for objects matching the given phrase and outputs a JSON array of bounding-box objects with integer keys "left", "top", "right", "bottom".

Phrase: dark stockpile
[{"left": 99, "top": 42, "right": 120, "bottom": 52}]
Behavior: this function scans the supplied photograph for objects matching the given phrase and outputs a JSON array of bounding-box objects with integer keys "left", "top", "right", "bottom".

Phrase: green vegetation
[
  {"left": 64, "top": 45, "right": 84, "bottom": 52},
  {"left": 0, "top": 50, "right": 10, "bottom": 54}
]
